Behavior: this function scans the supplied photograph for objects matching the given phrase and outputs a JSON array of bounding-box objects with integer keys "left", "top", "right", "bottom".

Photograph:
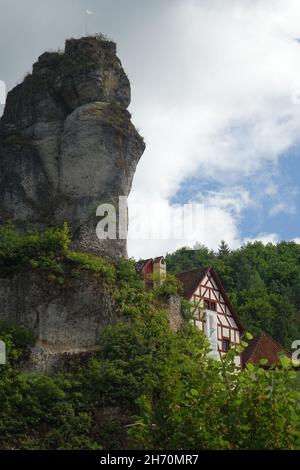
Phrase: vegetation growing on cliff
[
  {"left": 0, "top": 223, "right": 115, "bottom": 283},
  {"left": 166, "top": 241, "right": 300, "bottom": 349},
  {"left": 0, "top": 314, "right": 299, "bottom": 449},
  {"left": 0, "top": 226, "right": 300, "bottom": 450}
]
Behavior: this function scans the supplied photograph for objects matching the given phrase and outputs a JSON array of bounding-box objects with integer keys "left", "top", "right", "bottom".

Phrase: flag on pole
[{"left": 86, "top": 9, "right": 93, "bottom": 36}]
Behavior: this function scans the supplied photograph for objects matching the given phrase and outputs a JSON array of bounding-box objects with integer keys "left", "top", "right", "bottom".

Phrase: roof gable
[
  {"left": 242, "top": 331, "right": 291, "bottom": 366},
  {"left": 136, "top": 258, "right": 153, "bottom": 275},
  {"left": 176, "top": 266, "right": 244, "bottom": 332}
]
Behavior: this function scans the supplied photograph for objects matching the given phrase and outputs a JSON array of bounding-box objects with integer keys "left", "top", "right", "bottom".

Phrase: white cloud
[
  {"left": 243, "top": 233, "right": 281, "bottom": 245},
  {"left": 265, "top": 183, "right": 279, "bottom": 197},
  {"left": 269, "top": 202, "right": 296, "bottom": 216},
  {"left": 243, "top": 233, "right": 300, "bottom": 246},
  {"left": 128, "top": 0, "right": 300, "bottom": 257},
  {"left": 128, "top": 187, "right": 252, "bottom": 259}
]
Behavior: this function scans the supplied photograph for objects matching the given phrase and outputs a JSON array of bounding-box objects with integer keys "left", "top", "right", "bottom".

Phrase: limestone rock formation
[
  {"left": 0, "top": 267, "right": 123, "bottom": 373},
  {"left": 0, "top": 36, "right": 145, "bottom": 259},
  {"left": 0, "top": 270, "right": 120, "bottom": 350},
  {"left": 0, "top": 37, "right": 184, "bottom": 374}
]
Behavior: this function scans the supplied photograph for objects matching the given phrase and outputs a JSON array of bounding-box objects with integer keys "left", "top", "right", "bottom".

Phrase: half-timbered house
[
  {"left": 137, "top": 260, "right": 289, "bottom": 368},
  {"left": 176, "top": 266, "right": 244, "bottom": 367}
]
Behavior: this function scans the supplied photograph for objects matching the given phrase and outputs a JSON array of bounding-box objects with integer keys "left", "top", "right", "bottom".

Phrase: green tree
[{"left": 218, "top": 240, "right": 231, "bottom": 257}]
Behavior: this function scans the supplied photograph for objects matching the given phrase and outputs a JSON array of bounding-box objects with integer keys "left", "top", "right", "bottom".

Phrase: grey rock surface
[
  {"left": 0, "top": 36, "right": 145, "bottom": 259},
  {"left": 0, "top": 270, "right": 121, "bottom": 349},
  {"left": 168, "top": 295, "right": 183, "bottom": 332},
  {"left": 22, "top": 345, "right": 102, "bottom": 375}
]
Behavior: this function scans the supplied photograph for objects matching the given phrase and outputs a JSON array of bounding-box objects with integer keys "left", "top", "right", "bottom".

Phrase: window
[
  {"left": 0, "top": 340, "right": 5, "bottom": 365},
  {"left": 204, "top": 300, "right": 217, "bottom": 311},
  {"left": 222, "top": 338, "right": 230, "bottom": 352},
  {"left": 205, "top": 311, "right": 218, "bottom": 353}
]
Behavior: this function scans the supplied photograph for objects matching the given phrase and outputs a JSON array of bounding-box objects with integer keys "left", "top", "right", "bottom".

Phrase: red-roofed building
[
  {"left": 242, "top": 331, "right": 291, "bottom": 367},
  {"left": 176, "top": 266, "right": 245, "bottom": 367},
  {"left": 136, "top": 256, "right": 166, "bottom": 288}
]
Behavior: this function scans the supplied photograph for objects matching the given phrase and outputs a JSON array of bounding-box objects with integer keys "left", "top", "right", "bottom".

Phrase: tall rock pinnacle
[{"left": 0, "top": 36, "right": 145, "bottom": 258}]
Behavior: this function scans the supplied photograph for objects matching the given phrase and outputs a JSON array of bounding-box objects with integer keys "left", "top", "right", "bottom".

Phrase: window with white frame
[{"left": 205, "top": 311, "right": 218, "bottom": 354}]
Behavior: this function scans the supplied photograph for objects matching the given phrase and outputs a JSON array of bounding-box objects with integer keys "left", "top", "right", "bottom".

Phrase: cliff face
[
  {"left": 0, "top": 270, "right": 120, "bottom": 350},
  {"left": 0, "top": 36, "right": 145, "bottom": 259},
  {"left": 0, "top": 37, "right": 181, "bottom": 374}
]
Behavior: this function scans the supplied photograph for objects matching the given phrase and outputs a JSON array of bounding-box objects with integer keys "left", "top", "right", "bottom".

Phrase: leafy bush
[
  {"left": 127, "top": 341, "right": 300, "bottom": 450},
  {"left": 0, "top": 293, "right": 300, "bottom": 450},
  {"left": 66, "top": 251, "right": 116, "bottom": 283},
  {"left": 93, "top": 33, "right": 114, "bottom": 44},
  {"left": 0, "top": 322, "right": 36, "bottom": 367},
  {"left": 0, "top": 223, "right": 115, "bottom": 284},
  {"left": 153, "top": 274, "right": 181, "bottom": 298},
  {"left": 0, "top": 223, "right": 70, "bottom": 274}
]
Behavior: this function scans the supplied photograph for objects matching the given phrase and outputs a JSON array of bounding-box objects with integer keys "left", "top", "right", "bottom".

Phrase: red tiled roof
[
  {"left": 242, "top": 331, "right": 291, "bottom": 367},
  {"left": 176, "top": 267, "right": 210, "bottom": 299}
]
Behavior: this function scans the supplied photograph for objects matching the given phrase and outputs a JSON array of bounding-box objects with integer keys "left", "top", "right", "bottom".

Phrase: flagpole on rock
[{"left": 85, "top": 9, "right": 93, "bottom": 36}]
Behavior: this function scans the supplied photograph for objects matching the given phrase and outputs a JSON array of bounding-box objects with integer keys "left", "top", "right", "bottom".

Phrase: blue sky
[
  {"left": 241, "top": 147, "right": 300, "bottom": 241},
  {"left": 0, "top": 0, "right": 300, "bottom": 258},
  {"left": 173, "top": 144, "right": 300, "bottom": 243}
]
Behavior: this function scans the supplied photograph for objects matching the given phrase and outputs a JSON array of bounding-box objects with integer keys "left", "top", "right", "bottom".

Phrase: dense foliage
[
  {"left": 0, "top": 226, "right": 300, "bottom": 450},
  {"left": 0, "top": 223, "right": 116, "bottom": 284},
  {"left": 166, "top": 241, "right": 300, "bottom": 349}
]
